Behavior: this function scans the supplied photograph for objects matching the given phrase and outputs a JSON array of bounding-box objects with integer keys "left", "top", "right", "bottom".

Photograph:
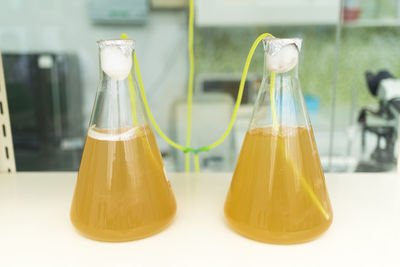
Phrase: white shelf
[
  {"left": 343, "top": 18, "right": 400, "bottom": 27},
  {"left": 196, "top": 0, "right": 340, "bottom": 26},
  {"left": 0, "top": 172, "right": 400, "bottom": 266}
]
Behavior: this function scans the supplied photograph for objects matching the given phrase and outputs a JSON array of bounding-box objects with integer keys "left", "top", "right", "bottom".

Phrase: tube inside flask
[
  {"left": 70, "top": 39, "right": 176, "bottom": 242},
  {"left": 224, "top": 37, "right": 333, "bottom": 244}
]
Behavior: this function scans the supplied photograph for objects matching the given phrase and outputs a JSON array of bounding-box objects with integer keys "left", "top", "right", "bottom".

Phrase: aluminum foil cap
[
  {"left": 98, "top": 39, "right": 135, "bottom": 55},
  {"left": 263, "top": 37, "right": 302, "bottom": 73}
]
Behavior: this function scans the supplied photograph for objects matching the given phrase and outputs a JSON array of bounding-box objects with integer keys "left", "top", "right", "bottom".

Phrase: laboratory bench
[{"left": 0, "top": 172, "right": 399, "bottom": 267}]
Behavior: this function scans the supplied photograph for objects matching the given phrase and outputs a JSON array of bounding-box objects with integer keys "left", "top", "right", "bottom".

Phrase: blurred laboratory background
[{"left": 1, "top": 0, "right": 400, "bottom": 172}]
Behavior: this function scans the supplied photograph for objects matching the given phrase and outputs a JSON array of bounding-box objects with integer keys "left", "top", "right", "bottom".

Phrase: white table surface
[{"left": 0, "top": 172, "right": 399, "bottom": 267}]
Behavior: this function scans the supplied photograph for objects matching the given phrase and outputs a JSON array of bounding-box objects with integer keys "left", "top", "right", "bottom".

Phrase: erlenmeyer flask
[
  {"left": 70, "top": 39, "right": 177, "bottom": 241},
  {"left": 224, "top": 37, "right": 333, "bottom": 244}
]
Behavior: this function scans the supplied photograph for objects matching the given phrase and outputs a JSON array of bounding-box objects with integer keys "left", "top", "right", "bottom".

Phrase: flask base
[
  {"left": 70, "top": 209, "right": 176, "bottom": 242},
  {"left": 224, "top": 211, "right": 332, "bottom": 245}
]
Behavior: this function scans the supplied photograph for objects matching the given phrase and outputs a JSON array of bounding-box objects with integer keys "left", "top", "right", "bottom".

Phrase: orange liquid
[
  {"left": 224, "top": 126, "right": 333, "bottom": 244},
  {"left": 70, "top": 126, "right": 176, "bottom": 241}
]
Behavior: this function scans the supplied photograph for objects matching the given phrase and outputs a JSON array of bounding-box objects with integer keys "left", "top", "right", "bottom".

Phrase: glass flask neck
[
  {"left": 97, "top": 39, "right": 135, "bottom": 82},
  {"left": 262, "top": 37, "right": 301, "bottom": 79},
  {"left": 89, "top": 39, "right": 148, "bottom": 130},
  {"left": 249, "top": 38, "right": 310, "bottom": 131},
  {"left": 262, "top": 41, "right": 300, "bottom": 94}
]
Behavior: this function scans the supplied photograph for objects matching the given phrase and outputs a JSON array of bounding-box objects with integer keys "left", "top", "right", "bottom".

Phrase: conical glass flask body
[
  {"left": 224, "top": 37, "right": 333, "bottom": 244},
  {"left": 70, "top": 39, "right": 177, "bottom": 241}
]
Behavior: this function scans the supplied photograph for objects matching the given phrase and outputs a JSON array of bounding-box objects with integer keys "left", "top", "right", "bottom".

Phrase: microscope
[{"left": 356, "top": 70, "right": 400, "bottom": 172}]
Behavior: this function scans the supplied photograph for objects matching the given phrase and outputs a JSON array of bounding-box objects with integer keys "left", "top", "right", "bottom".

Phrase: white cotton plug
[
  {"left": 100, "top": 46, "right": 132, "bottom": 80},
  {"left": 266, "top": 44, "right": 299, "bottom": 73}
]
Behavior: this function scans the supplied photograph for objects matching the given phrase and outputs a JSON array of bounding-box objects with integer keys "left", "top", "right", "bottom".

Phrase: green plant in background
[
  {"left": 195, "top": 26, "right": 400, "bottom": 109},
  {"left": 338, "top": 27, "right": 400, "bottom": 105}
]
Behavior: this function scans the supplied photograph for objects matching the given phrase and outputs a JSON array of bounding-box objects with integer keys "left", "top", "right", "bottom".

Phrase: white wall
[{"left": 0, "top": 0, "right": 188, "bottom": 151}]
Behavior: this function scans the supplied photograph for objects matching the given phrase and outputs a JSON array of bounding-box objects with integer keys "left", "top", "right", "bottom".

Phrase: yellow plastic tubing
[
  {"left": 269, "top": 72, "right": 329, "bottom": 220},
  {"left": 124, "top": 0, "right": 272, "bottom": 174},
  {"left": 127, "top": 31, "right": 329, "bottom": 219},
  {"left": 128, "top": 32, "right": 273, "bottom": 171},
  {"left": 126, "top": 4, "right": 329, "bottom": 225},
  {"left": 185, "top": 0, "right": 195, "bottom": 173}
]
